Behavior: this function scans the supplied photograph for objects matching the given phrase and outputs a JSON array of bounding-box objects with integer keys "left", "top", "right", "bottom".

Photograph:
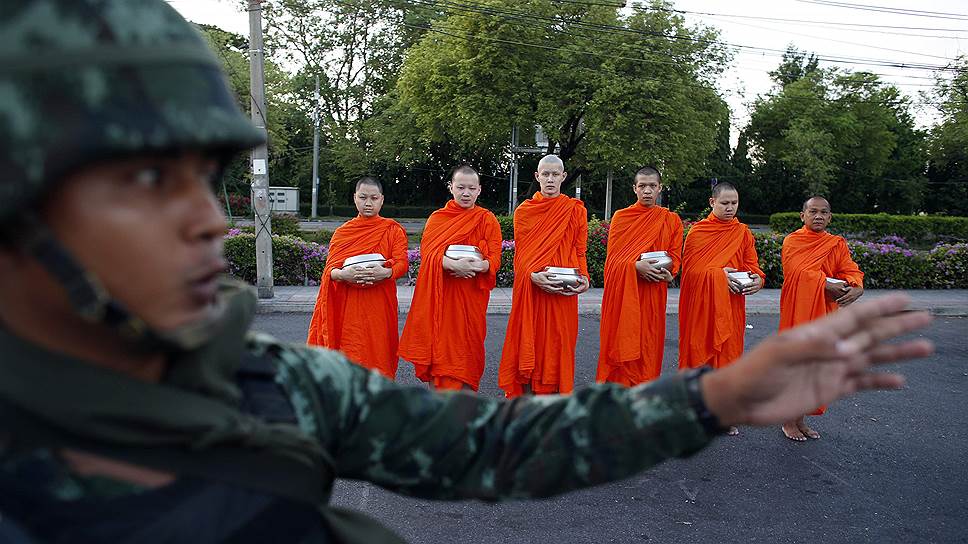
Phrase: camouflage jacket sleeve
[{"left": 261, "top": 335, "right": 712, "bottom": 501}]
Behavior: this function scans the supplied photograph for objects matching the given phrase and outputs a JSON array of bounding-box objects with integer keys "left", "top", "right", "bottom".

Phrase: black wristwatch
[{"left": 683, "top": 366, "right": 727, "bottom": 436}]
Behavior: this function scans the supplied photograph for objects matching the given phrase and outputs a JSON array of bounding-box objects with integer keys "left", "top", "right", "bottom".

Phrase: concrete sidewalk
[{"left": 257, "top": 286, "right": 968, "bottom": 316}]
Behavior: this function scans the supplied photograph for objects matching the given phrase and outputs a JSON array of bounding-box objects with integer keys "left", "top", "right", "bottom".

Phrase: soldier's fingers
[
  {"left": 797, "top": 294, "right": 913, "bottom": 343},
  {"left": 852, "top": 372, "right": 906, "bottom": 391},
  {"left": 838, "top": 311, "right": 932, "bottom": 356},
  {"left": 865, "top": 339, "right": 934, "bottom": 366}
]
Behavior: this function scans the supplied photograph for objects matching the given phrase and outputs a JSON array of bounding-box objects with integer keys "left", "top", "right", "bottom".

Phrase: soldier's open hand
[{"left": 701, "top": 294, "right": 933, "bottom": 427}]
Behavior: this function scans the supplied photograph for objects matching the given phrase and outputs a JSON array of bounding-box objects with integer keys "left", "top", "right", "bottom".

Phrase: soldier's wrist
[{"left": 689, "top": 367, "right": 741, "bottom": 433}]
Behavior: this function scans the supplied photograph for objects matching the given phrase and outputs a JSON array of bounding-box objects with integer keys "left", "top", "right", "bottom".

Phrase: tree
[
  {"left": 925, "top": 56, "right": 968, "bottom": 216},
  {"left": 743, "top": 55, "right": 926, "bottom": 215},
  {"left": 198, "top": 24, "right": 311, "bottom": 208},
  {"left": 390, "top": 0, "right": 732, "bottom": 200}
]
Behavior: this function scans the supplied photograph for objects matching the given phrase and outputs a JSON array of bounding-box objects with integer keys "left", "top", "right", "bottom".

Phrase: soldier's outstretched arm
[{"left": 273, "top": 294, "right": 931, "bottom": 501}]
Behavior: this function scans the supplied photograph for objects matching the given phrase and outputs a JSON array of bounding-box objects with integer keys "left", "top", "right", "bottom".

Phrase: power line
[
  {"left": 410, "top": 0, "right": 963, "bottom": 72},
  {"left": 795, "top": 0, "right": 968, "bottom": 21},
  {"left": 623, "top": 3, "right": 968, "bottom": 32}
]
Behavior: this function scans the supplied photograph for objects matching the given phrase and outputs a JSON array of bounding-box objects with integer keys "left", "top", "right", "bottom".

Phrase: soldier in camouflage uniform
[{"left": 0, "top": 1, "right": 934, "bottom": 543}]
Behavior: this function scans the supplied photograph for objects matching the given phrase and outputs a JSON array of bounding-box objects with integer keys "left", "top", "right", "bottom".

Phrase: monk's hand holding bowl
[
  {"left": 334, "top": 265, "right": 372, "bottom": 285},
  {"left": 723, "top": 267, "right": 743, "bottom": 294},
  {"left": 636, "top": 259, "right": 671, "bottom": 282},
  {"left": 561, "top": 276, "right": 590, "bottom": 296},
  {"left": 444, "top": 256, "right": 480, "bottom": 279},
  {"left": 531, "top": 271, "right": 566, "bottom": 294},
  {"left": 743, "top": 273, "right": 764, "bottom": 295},
  {"left": 825, "top": 281, "right": 849, "bottom": 301},
  {"left": 836, "top": 285, "right": 864, "bottom": 307},
  {"left": 366, "top": 264, "right": 393, "bottom": 285}
]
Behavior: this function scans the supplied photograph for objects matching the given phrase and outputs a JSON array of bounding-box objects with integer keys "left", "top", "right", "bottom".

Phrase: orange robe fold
[
  {"left": 596, "top": 204, "right": 683, "bottom": 386},
  {"left": 306, "top": 215, "right": 408, "bottom": 378},
  {"left": 398, "top": 201, "right": 502, "bottom": 391},
  {"left": 678, "top": 213, "right": 765, "bottom": 370},
  {"left": 780, "top": 226, "right": 864, "bottom": 416},
  {"left": 498, "top": 193, "right": 588, "bottom": 398}
]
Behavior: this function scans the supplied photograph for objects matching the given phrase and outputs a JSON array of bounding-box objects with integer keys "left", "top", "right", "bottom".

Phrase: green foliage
[
  {"left": 224, "top": 233, "right": 327, "bottom": 286},
  {"left": 850, "top": 242, "right": 931, "bottom": 289},
  {"left": 495, "top": 215, "right": 514, "bottom": 241},
  {"left": 393, "top": 0, "right": 731, "bottom": 193},
  {"left": 743, "top": 50, "right": 927, "bottom": 215},
  {"left": 927, "top": 244, "right": 968, "bottom": 288},
  {"left": 925, "top": 56, "right": 968, "bottom": 216},
  {"left": 297, "top": 229, "right": 334, "bottom": 245},
  {"left": 769, "top": 213, "right": 968, "bottom": 243},
  {"left": 754, "top": 233, "right": 785, "bottom": 287},
  {"left": 270, "top": 214, "right": 302, "bottom": 237}
]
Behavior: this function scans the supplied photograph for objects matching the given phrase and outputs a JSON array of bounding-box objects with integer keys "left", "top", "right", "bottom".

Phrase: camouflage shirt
[
  {"left": 259, "top": 333, "right": 712, "bottom": 500},
  {"left": 0, "top": 332, "right": 713, "bottom": 542}
]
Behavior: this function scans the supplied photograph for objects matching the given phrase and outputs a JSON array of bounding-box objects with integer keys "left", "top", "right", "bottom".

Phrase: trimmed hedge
[
  {"left": 225, "top": 228, "right": 968, "bottom": 289},
  {"left": 770, "top": 212, "right": 968, "bottom": 244},
  {"left": 224, "top": 232, "right": 326, "bottom": 286}
]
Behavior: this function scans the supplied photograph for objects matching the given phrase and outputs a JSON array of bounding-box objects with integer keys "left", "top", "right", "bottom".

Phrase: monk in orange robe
[
  {"left": 679, "top": 183, "right": 764, "bottom": 433},
  {"left": 398, "top": 166, "right": 502, "bottom": 391},
  {"left": 499, "top": 155, "right": 589, "bottom": 398},
  {"left": 779, "top": 196, "right": 865, "bottom": 441},
  {"left": 306, "top": 177, "right": 408, "bottom": 378},
  {"left": 597, "top": 166, "right": 683, "bottom": 386}
]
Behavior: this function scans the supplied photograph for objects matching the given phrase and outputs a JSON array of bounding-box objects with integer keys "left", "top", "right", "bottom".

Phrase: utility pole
[
  {"left": 311, "top": 74, "right": 320, "bottom": 218},
  {"left": 605, "top": 170, "right": 613, "bottom": 219},
  {"left": 248, "top": 0, "right": 273, "bottom": 298}
]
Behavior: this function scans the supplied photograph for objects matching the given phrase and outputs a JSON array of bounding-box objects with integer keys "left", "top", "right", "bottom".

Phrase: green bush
[
  {"left": 770, "top": 212, "right": 968, "bottom": 243},
  {"left": 270, "top": 213, "right": 302, "bottom": 237},
  {"left": 495, "top": 215, "right": 514, "bottom": 240},
  {"left": 297, "top": 229, "right": 333, "bottom": 245},
  {"left": 754, "top": 233, "right": 785, "bottom": 287},
  {"left": 926, "top": 243, "right": 968, "bottom": 289},
  {"left": 225, "top": 221, "right": 967, "bottom": 289},
  {"left": 849, "top": 242, "right": 930, "bottom": 289},
  {"left": 224, "top": 232, "right": 326, "bottom": 286}
]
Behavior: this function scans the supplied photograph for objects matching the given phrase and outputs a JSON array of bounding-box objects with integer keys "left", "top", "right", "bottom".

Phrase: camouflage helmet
[{"left": 0, "top": 0, "right": 265, "bottom": 222}]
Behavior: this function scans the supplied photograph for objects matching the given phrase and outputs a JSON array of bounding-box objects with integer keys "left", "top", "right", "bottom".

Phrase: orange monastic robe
[
  {"left": 498, "top": 193, "right": 588, "bottom": 398},
  {"left": 596, "top": 204, "right": 683, "bottom": 386},
  {"left": 398, "top": 201, "right": 502, "bottom": 391},
  {"left": 780, "top": 226, "right": 864, "bottom": 415},
  {"left": 306, "top": 215, "right": 408, "bottom": 378},
  {"left": 678, "top": 214, "right": 765, "bottom": 370}
]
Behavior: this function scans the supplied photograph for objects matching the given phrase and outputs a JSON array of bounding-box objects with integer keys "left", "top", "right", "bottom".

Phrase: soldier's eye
[{"left": 132, "top": 167, "right": 162, "bottom": 188}]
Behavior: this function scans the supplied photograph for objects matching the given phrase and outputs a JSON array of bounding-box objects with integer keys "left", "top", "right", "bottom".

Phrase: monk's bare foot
[
  {"left": 726, "top": 426, "right": 739, "bottom": 436},
  {"left": 797, "top": 421, "right": 821, "bottom": 440},
  {"left": 781, "top": 423, "right": 807, "bottom": 442}
]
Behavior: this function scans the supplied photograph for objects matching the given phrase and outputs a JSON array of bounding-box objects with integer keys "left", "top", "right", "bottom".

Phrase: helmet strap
[{"left": 17, "top": 215, "right": 220, "bottom": 353}]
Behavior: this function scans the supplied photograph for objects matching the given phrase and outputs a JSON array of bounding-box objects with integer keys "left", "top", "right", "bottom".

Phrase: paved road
[{"left": 253, "top": 313, "right": 967, "bottom": 544}]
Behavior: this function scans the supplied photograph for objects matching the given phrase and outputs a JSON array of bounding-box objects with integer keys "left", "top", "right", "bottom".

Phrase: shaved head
[
  {"left": 803, "top": 196, "right": 830, "bottom": 212},
  {"left": 711, "top": 182, "right": 737, "bottom": 198},
  {"left": 537, "top": 154, "right": 564, "bottom": 171},
  {"left": 801, "top": 195, "right": 832, "bottom": 232},
  {"left": 355, "top": 176, "right": 383, "bottom": 194}
]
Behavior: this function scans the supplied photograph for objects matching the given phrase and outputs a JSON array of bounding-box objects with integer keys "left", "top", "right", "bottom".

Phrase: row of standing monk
[{"left": 306, "top": 155, "right": 866, "bottom": 441}]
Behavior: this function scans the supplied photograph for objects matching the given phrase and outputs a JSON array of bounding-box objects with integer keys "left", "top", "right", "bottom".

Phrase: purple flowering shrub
[
  {"left": 927, "top": 243, "right": 968, "bottom": 289},
  {"left": 223, "top": 232, "right": 327, "bottom": 286},
  {"left": 586, "top": 218, "right": 609, "bottom": 287},
  {"left": 223, "top": 221, "right": 965, "bottom": 289},
  {"left": 754, "top": 233, "right": 785, "bottom": 286},
  {"left": 849, "top": 241, "right": 929, "bottom": 289}
]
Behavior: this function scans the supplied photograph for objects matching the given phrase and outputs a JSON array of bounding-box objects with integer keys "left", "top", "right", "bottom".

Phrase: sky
[{"left": 167, "top": 0, "right": 966, "bottom": 130}]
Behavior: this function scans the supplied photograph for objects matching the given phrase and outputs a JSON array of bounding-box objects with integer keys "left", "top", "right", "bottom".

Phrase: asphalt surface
[{"left": 253, "top": 313, "right": 968, "bottom": 544}]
